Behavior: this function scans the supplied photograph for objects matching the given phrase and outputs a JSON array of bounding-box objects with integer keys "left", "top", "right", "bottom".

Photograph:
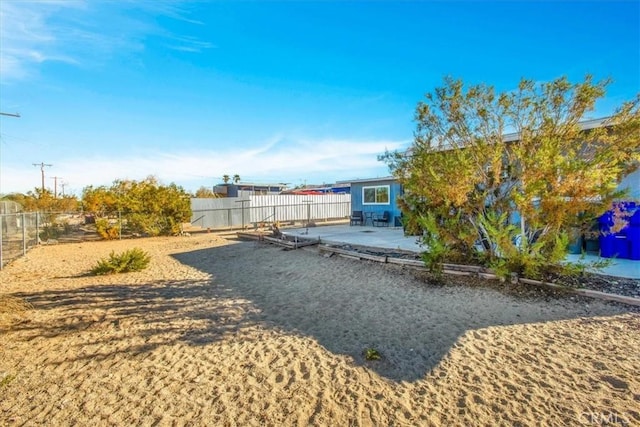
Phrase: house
[
  {"left": 340, "top": 177, "right": 403, "bottom": 226},
  {"left": 282, "top": 184, "right": 351, "bottom": 195}
]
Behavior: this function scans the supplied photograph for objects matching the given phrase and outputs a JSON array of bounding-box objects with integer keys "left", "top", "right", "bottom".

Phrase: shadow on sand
[{"left": 8, "top": 240, "right": 632, "bottom": 382}]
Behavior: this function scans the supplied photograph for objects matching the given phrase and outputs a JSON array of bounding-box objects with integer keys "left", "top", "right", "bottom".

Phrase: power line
[{"left": 33, "top": 162, "right": 52, "bottom": 192}]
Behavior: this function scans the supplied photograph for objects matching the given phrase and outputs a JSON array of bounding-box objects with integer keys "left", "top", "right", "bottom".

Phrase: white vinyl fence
[{"left": 191, "top": 194, "right": 351, "bottom": 229}]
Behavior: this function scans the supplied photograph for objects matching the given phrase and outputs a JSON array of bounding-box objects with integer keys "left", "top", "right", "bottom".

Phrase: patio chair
[
  {"left": 372, "top": 211, "right": 391, "bottom": 227},
  {"left": 350, "top": 210, "right": 364, "bottom": 226}
]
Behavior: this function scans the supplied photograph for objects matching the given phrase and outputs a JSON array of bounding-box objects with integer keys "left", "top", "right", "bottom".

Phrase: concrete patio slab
[
  {"left": 283, "top": 224, "right": 640, "bottom": 279},
  {"left": 284, "top": 224, "right": 423, "bottom": 253}
]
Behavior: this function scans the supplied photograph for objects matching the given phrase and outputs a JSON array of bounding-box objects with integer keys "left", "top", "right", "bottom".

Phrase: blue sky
[{"left": 1, "top": 0, "right": 638, "bottom": 196}]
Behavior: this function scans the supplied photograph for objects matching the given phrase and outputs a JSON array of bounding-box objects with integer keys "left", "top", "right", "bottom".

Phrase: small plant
[
  {"left": 39, "top": 224, "right": 61, "bottom": 241},
  {"left": 95, "top": 218, "right": 120, "bottom": 240},
  {"left": 0, "top": 373, "right": 16, "bottom": 388},
  {"left": 91, "top": 248, "right": 150, "bottom": 275},
  {"left": 62, "top": 220, "right": 73, "bottom": 235},
  {"left": 364, "top": 348, "right": 382, "bottom": 361}
]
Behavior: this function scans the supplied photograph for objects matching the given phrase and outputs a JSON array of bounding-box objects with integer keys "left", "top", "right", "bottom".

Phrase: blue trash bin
[
  {"left": 599, "top": 234, "right": 615, "bottom": 258},
  {"left": 630, "top": 208, "right": 640, "bottom": 226},
  {"left": 627, "top": 227, "right": 640, "bottom": 260},
  {"left": 613, "top": 235, "right": 630, "bottom": 259}
]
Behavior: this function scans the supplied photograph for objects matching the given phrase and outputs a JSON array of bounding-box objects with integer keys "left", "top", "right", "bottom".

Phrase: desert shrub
[
  {"left": 39, "top": 224, "right": 60, "bottom": 241},
  {"left": 61, "top": 220, "right": 73, "bottom": 235},
  {"left": 82, "top": 177, "right": 191, "bottom": 238},
  {"left": 91, "top": 248, "right": 150, "bottom": 275},
  {"left": 95, "top": 218, "right": 120, "bottom": 240},
  {"left": 364, "top": 348, "right": 382, "bottom": 361}
]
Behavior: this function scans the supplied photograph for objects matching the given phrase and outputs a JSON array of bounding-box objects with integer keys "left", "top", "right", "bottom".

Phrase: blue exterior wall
[{"left": 350, "top": 178, "right": 403, "bottom": 225}]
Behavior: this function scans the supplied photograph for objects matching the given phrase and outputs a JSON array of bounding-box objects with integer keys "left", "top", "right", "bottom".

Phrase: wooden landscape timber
[
  {"left": 237, "top": 231, "right": 319, "bottom": 249},
  {"left": 318, "top": 245, "right": 640, "bottom": 307}
]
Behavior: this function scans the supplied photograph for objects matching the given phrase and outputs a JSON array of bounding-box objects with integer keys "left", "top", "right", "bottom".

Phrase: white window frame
[{"left": 362, "top": 185, "right": 390, "bottom": 205}]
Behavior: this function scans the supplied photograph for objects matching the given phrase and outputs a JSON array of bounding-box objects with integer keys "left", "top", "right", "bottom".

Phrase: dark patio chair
[
  {"left": 372, "top": 211, "right": 391, "bottom": 227},
  {"left": 350, "top": 210, "right": 363, "bottom": 226}
]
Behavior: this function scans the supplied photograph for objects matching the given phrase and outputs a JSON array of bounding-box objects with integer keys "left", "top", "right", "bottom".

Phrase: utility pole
[
  {"left": 60, "top": 181, "right": 67, "bottom": 197},
  {"left": 33, "top": 162, "right": 53, "bottom": 193},
  {"left": 51, "top": 176, "right": 62, "bottom": 198}
]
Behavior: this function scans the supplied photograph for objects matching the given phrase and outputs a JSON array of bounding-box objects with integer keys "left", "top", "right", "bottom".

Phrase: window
[{"left": 363, "top": 185, "right": 390, "bottom": 205}]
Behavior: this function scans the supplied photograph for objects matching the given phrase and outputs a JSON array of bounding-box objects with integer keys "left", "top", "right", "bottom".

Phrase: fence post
[
  {"left": 227, "top": 209, "right": 232, "bottom": 230},
  {"left": 234, "top": 200, "right": 250, "bottom": 230},
  {"left": 118, "top": 210, "right": 122, "bottom": 240},
  {"left": 36, "top": 212, "right": 40, "bottom": 244},
  {"left": 273, "top": 205, "right": 276, "bottom": 224},
  {"left": 22, "top": 213, "right": 27, "bottom": 255}
]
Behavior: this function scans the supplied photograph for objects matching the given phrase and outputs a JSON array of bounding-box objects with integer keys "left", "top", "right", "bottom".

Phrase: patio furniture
[
  {"left": 350, "top": 211, "right": 363, "bottom": 226},
  {"left": 372, "top": 211, "right": 391, "bottom": 227},
  {"left": 364, "top": 211, "right": 374, "bottom": 226}
]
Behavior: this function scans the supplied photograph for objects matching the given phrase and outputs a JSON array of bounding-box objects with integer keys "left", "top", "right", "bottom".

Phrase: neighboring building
[
  {"left": 342, "top": 177, "right": 403, "bottom": 226},
  {"left": 213, "top": 182, "right": 289, "bottom": 198},
  {"left": 282, "top": 184, "right": 351, "bottom": 195}
]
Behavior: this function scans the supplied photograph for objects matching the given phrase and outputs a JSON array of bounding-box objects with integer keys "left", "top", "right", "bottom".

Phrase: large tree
[
  {"left": 82, "top": 176, "right": 191, "bottom": 237},
  {"left": 383, "top": 75, "right": 639, "bottom": 278}
]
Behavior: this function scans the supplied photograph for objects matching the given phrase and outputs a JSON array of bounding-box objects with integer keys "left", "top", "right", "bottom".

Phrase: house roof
[
  {"left": 216, "top": 182, "right": 289, "bottom": 188},
  {"left": 339, "top": 117, "right": 615, "bottom": 186},
  {"left": 501, "top": 116, "right": 611, "bottom": 143},
  {"left": 337, "top": 176, "right": 396, "bottom": 185}
]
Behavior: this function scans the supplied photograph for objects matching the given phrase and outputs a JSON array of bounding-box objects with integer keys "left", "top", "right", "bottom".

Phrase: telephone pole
[
  {"left": 33, "top": 162, "right": 52, "bottom": 192},
  {"left": 60, "top": 181, "right": 67, "bottom": 197},
  {"left": 51, "top": 176, "right": 62, "bottom": 198}
]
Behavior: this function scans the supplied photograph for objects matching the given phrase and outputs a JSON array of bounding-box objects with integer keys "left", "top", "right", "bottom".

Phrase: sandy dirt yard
[{"left": 1, "top": 233, "right": 638, "bottom": 426}]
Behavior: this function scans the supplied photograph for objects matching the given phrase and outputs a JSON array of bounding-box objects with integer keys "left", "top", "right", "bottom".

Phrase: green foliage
[
  {"left": 194, "top": 186, "right": 219, "bottom": 198},
  {"left": 39, "top": 224, "right": 60, "bottom": 241},
  {"left": 3, "top": 189, "right": 79, "bottom": 213},
  {"left": 95, "top": 218, "right": 120, "bottom": 240},
  {"left": 364, "top": 348, "right": 381, "bottom": 361},
  {"left": 0, "top": 373, "right": 16, "bottom": 388},
  {"left": 91, "top": 248, "right": 151, "bottom": 275},
  {"left": 37, "top": 213, "right": 76, "bottom": 241},
  {"left": 382, "top": 75, "right": 640, "bottom": 278},
  {"left": 82, "top": 176, "right": 192, "bottom": 238},
  {"left": 417, "top": 212, "right": 452, "bottom": 276}
]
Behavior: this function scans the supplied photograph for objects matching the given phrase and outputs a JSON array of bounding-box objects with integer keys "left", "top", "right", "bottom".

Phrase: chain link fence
[
  {"left": 0, "top": 211, "right": 96, "bottom": 270},
  {"left": 1, "top": 212, "right": 41, "bottom": 269}
]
